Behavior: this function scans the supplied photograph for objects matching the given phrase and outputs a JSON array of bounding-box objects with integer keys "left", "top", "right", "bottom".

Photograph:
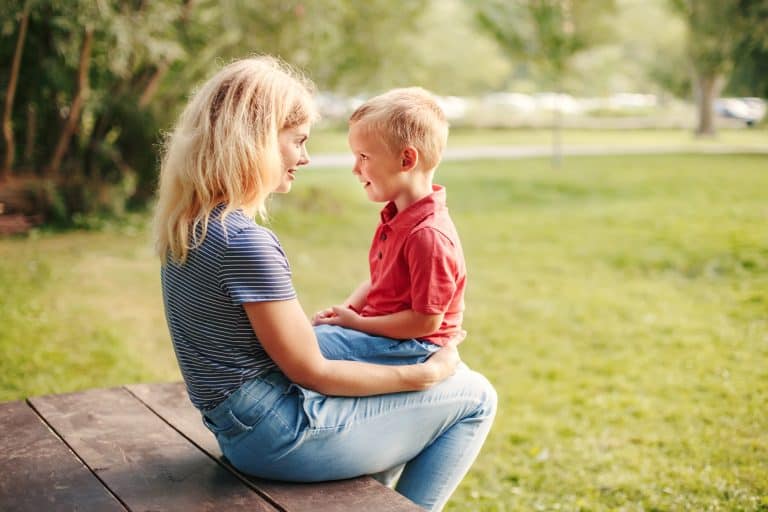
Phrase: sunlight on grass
[
  {"left": 308, "top": 127, "right": 768, "bottom": 154},
  {"left": 1, "top": 153, "right": 766, "bottom": 510}
]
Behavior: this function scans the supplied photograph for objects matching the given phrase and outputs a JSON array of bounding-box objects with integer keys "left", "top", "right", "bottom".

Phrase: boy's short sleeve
[
  {"left": 219, "top": 226, "right": 297, "bottom": 304},
  {"left": 404, "top": 227, "right": 459, "bottom": 315}
]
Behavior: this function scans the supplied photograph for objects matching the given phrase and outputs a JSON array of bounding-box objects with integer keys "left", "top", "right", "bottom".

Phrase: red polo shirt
[{"left": 360, "top": 185, "right": 466, "bottom": 346}]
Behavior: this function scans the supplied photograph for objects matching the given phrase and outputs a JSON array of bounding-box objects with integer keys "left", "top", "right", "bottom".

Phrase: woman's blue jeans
[{"left": 201, "top": 326, "right": 497, "bottom": 511}]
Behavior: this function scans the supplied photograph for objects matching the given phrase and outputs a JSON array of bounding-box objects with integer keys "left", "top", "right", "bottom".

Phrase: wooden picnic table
[{"left": 0, "top": 382, "right": 422, "bottom": 511}]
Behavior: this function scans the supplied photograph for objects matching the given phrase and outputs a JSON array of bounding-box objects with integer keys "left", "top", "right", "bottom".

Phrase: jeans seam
[{"left": 305, "top": 396, "right": 486, "bottom": 436}]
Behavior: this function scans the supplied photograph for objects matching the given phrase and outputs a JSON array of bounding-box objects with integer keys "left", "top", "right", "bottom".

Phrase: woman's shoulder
[
  {"left": 210, "top": 210, "right": 283, "bottom": 257},
  {"left": 211, "top": 209, "right": 276, "bottom": 241}
]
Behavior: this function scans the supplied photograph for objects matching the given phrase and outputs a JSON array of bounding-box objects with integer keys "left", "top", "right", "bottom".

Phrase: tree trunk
[
  {"left": 138, "top": 60, "right": 170, "bottom": 109},
  {"left": 1, "top": 0, "right": 31, "bottom": 181},
  {"left": 47, "top": 27, "right": 94, "bottom": 178},
  {"left": 24, "top": 103, "right": 36, "bottom": 165},
  {"left": 551, "top": 84, "right": 563, "bottom": 169},
  {"left": 694, "top": 72, "right": 723, "bottom": 137},
  {"left": 551, "top": 102, "right": 563, "bottom": 169}
]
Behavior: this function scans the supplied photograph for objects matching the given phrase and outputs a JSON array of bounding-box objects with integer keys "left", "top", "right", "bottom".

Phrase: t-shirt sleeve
[
  {"left": 404, "top": 227, "right": 459, "bottom": 315},
  {"left": 218, "top": 226, "right": 297, "bottom": 304}
]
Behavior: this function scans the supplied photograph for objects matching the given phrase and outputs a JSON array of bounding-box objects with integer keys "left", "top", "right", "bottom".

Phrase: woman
[{"left": 153, "top": 56, "right": 496, "bottom": 511}]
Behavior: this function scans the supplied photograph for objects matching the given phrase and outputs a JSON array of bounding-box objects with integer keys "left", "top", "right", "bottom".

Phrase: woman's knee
[{"left": 462, "top": 368, "right": 498, "bottom": 420}]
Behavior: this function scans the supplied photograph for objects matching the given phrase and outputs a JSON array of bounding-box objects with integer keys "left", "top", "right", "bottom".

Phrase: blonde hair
[
  {"left": 153, "top": 56, "right": 317, "bottom": 264},
  {"left": 349, "top": 87, "right": 448, "bottom": 171}
]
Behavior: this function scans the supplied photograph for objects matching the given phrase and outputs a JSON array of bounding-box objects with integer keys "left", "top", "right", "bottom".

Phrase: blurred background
[
  {"left": 0, "top": 0, "right": 766, "bottom": 226},
  {"left": 1, "top": 1, "right": 766, "bottom": 510}
]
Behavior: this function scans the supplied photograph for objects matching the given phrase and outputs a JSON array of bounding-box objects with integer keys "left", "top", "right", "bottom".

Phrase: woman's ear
[{"left": 400, "top": 146, "right": 418, "bottom": 171}]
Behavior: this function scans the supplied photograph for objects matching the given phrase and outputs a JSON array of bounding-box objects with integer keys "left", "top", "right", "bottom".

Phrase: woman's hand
[{"left": 420, "top": 330, "right": 465, "bottom": 386}]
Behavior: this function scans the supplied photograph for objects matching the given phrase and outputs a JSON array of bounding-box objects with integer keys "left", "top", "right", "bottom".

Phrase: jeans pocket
[
  {"left": 202, "top": 408, "right": 253, "bottom": 438},
  {"left": 287, "top": 382, "right": 329, "bottom": 431},
  {"left": 203, "top": 373, "right": 285, "bottom": 439}
]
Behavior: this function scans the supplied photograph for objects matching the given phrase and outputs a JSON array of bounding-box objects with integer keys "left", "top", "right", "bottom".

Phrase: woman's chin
[{"left": 274, "top": 182, "right": 292, "bottom": 194}]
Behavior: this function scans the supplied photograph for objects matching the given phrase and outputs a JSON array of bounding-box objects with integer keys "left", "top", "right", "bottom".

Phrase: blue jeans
[
  {"left": 313, "top": 324, "right": 442, "bottom": 365},
  {"left": 202, "top": 328, "right": 496, "bottom": 511}
]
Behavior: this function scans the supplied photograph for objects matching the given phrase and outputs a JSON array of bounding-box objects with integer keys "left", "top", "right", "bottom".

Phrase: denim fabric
[
  {"left": 314, "top": 324, "right": 441, "bottom": 365},
  {"left": 202, "top": 364, "right": 496, "bottom": 511}
]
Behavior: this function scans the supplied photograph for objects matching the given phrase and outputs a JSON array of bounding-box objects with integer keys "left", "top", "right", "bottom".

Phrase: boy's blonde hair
[
  {"left": 349, "top": 87, "right": 448, "bottom": 171},
  {"left": 153, "top": 56, "right": 317, "bottom": 264}
]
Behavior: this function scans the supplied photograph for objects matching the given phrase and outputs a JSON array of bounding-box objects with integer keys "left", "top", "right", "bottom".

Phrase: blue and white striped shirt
[{"left": 161, "top": 207, "right": 296, "bottom": 411}]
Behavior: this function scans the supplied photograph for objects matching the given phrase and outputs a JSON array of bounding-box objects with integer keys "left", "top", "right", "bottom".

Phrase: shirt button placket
[{"left": 378, "top": 229, "right": 387, "bottom": 259}]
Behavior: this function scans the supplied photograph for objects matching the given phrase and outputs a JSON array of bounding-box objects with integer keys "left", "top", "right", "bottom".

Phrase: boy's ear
[{"left": 400, "top": 146, "right": 418, "bottom": 171}]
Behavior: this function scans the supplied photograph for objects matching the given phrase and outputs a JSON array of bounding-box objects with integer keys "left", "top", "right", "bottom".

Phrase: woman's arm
[{"left": 244, "top": 298, "right": 458, "bottom": 397}]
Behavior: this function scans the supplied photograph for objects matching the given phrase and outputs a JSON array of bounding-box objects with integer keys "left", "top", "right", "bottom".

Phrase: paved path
[{"left": 309, "top": 144, "right": 768, "bottom": 168}]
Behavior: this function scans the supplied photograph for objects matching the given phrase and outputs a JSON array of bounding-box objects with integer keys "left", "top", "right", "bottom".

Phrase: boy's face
[{"left": 348, "top": 122, "right": 406, "bottom": 204}]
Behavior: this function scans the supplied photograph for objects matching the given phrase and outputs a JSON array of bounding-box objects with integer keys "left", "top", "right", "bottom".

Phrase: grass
[
  {"left": 1, "top": 153, "right": 767, "bottom": 510},
  {"left": 307, "top": 126, "right": 768, "bottom": 154}
]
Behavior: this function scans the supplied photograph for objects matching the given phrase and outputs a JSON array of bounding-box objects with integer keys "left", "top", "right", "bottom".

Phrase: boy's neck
[{"left": 393, "top": 170, "right": 435, "bottom": 212}]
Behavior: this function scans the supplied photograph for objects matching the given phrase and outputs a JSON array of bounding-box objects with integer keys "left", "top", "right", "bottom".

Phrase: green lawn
[
  {"left": 1, "top": 153, "right": 766, "bottom": 511},
  {"left": 308, "top": 126, "right": 768, "bottom": 154}
]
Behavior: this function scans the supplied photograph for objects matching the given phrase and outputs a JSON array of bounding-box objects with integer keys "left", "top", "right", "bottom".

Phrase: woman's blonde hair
[
  {"left": 153, "top": 56, "right": 317, "bottom": 264},
  {"left": 349, "top": 87, "right": 448, "bottom": 171}
]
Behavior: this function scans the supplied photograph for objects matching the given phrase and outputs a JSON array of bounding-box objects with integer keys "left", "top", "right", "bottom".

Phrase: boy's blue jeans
[
  {"left": 313, "top": 324, "right": 442, "bottom": 365},
  {"left": 201, "top": 325, "right": 497, "bottom": 511}
]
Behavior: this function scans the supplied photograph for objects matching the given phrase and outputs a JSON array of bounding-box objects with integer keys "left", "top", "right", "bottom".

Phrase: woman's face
[{"left": 275, "top": 122, "right": 311, "bottom": 193}]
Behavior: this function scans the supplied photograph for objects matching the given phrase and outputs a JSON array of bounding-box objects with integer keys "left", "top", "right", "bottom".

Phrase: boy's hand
[
  {"left": 311, "top": 307, "right": 337, "bottom": 325},
  {"left": 312, "top": 305, "right": 360, "bottom": 328},
  {"left": 312, "top": 305, "right": 359, "bottom": 328}
]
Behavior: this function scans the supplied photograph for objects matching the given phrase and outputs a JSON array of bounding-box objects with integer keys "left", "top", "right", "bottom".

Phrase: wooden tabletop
[{"left": 0, "top": 382, "right": 421, "bottom": 511}]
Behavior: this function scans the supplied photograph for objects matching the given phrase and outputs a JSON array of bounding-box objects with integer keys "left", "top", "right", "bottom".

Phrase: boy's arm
[
  {"left": 314, "top": 305, "right": 444, "bottom": 340},
  {"left": 344, "top": 279, "right": 371, "bottom": 311}
]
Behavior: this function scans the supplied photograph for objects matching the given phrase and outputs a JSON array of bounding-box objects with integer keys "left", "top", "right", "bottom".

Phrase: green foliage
[
  {"left": 727, "top": 0, "right": 768, "bottom": 97},
  {"left": 2, "top": 0, "right": 768, "bottom": 224},
  {"left": 670, "top": 0, "right": 741, "bottom": 76},
  {"left": 668, "top": 0, "right": 768, "bottom": 134},
  {"left": 1, "top": 152, "right": 766, "bottom": 510},
  {"left": 0, "top": 0, "right": 435, "bottom": 222},
  {"left": 474, "top": 0, "right": 617, "bottom": 88}
]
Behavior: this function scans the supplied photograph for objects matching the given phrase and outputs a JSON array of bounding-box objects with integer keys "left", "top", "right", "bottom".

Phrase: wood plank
[
  {"left": 29, "top": 388, "right": 278, "bottom": 512},
  {"left": 0, "top": 400, "right": 125, "bottom": 512},
  {"left": 127, "top": 382, "right": 424, "bottom": 512}
]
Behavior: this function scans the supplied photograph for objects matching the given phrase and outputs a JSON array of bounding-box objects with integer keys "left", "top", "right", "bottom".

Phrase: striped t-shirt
[{"left": 161, "top": 206, "right": 296, "bottom": 411}]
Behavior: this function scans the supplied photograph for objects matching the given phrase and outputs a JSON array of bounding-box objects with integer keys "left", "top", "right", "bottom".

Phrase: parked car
[{"left": 714, "top": 97, "right": 766, "bottom": 126}]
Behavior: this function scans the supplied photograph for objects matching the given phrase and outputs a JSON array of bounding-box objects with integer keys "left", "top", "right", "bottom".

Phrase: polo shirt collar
[{"left": 379, "top": 185, "right": 446, "bottom": 230}]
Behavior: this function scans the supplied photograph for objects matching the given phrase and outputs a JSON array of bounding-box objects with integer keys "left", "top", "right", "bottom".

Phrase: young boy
[{"left": 312, "top": 87, "right": 466, "bottom": 365}]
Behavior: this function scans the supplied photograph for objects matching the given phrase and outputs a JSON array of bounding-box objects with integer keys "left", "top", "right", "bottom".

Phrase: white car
[{"left": 714, "top": 97, "right": 766, "bottom": 126}]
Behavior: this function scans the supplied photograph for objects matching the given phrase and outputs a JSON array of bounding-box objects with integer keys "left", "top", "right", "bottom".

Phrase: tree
[
  {"left": 0, "top": 0, "right": 446, "bottom": 224},
  {"left": 670, "top": 0, "right": 768, "bottom": 135},
  {"left": 726, "top": 0, "right": 768, "bottom": 100},
  {"left": 474, "top": 0, "right": 616, "bottom": 166},
  {"left": 47, "top": 26, "right": 93, "bottom": 178},
  {"left": 1, "top": 0, "right": 29, "bottom": 180}
]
